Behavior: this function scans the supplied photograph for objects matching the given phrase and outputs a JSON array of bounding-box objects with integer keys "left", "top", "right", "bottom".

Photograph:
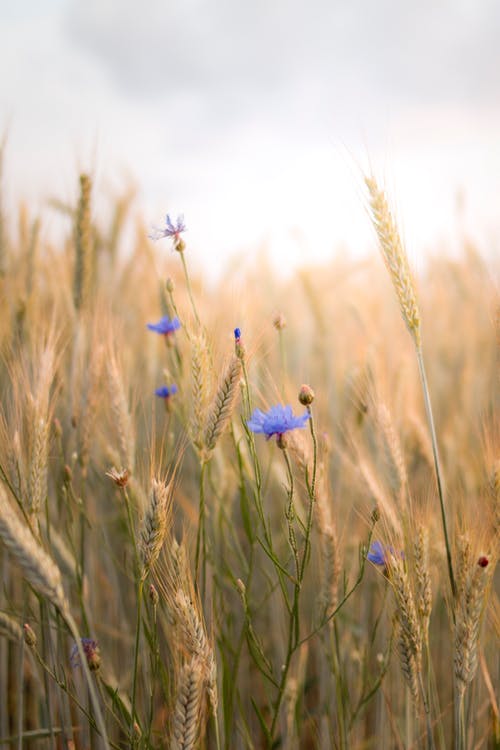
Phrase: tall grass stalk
[{"left": 366, "top": 175, "right": 456, "bottom": 600}]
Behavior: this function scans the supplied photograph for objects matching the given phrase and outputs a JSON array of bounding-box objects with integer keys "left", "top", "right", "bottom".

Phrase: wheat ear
[
  {"left": 0, "top": 610, "right": 23, "bottom": 642},
  {"left": 0, "top": 485, "right": 110, "bottom": 747},
  {"left": 204, "top": 355, "right": 241, "bottom": 453},
  {"left": 389, "top": 557, "right": 422, "bottom": 703},
  {"left": 414, "top": 525, "right": 432, "bottom": 636},
  {"left": 73, "top": 173, "right": 93, "bottom": 311},
  {"left": 190, "top": 333, "right": 211, "bottom": 450},
  {"left": 0, "top": 485, "right": 67, "bottom": 610},
  {"left": 365, "top": 176, "right": 421, "bottom": 347},
  {"left": 107, "top": 355, "right": 135, "bottom": 472},
  {"left": 139, "top": 478, "right": 173, "bottom": 574},
  {"left": 454, "top": 547, "right": 493, "bottom": 696},
  {"left": 171, "top": 656, "right": 204, "bottom": 750}
]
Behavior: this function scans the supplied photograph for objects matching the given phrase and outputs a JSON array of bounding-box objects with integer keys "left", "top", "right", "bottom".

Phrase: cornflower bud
[{"left": 298, "top": 384, "right": 315, "bottom": 406}]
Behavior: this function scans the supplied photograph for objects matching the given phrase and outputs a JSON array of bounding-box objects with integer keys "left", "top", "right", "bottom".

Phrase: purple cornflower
[
  {"left": 149, "top": 214, "right": 187, "bottom": 244},
  {"left": 367, "top": 541, "right": 388, "bottom": 566},
  {"left": 147, "top": 315, "right": 181, "bottom": 336},
  {"left": 367, "top": 541, "right": 403, "bottom": 567},
  {"left": 155, "top": 384, "right": 178, "bottom": 399},
  {"left": 247, "top": 405, "right": 310, "bottom": 446},
  {"left": 70, "top": 638, "right": 100, "bottom": 671}
]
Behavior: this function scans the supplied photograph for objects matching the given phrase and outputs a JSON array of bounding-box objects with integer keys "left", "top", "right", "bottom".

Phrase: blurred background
[{"left": 1, "top": 0, "right": 499, "bottom": 279}]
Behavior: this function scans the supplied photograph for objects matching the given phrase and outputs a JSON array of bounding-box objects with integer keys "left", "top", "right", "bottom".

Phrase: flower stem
[{"left": 179, "top": 251, "right": 201, "bottom": 328}]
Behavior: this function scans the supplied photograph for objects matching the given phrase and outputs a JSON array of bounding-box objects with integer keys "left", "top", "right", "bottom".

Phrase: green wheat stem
[
  {"left": 269, "top": 447, "right": 301, "bottom": 743},
  {"left": 415, "top": 347, "right": 456, "bottom": 601},
  {"left": 194, "top": 459, "right": 208, "bottom": 595},
  {"left": 130, "top": 578, "right": 144, "bottom": 741}
]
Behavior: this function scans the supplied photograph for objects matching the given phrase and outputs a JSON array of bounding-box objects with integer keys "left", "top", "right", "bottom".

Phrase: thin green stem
[
  {"left": 415, "top": 347, "right": 456, "bottom": 601},
  {"left": 278, "top": 330, "right": 286, "bottom": 398},
  {"left": 195, "top": 460, "right": 208, "bottom": 595},
  {"left": 146, "top": 595, "right": 158, "bottom": 746},
  {"left": 269, "top": 447, "right": 301, "bottom": 743},
  {"left": 299, "top": 408, "right": 317, "bottom": 583},
  {"left": 419, "top": 672, "right": 436, "bottom": 750},
  {"left": 179, "top": 251, "right": 201, "bottom": 327},
  {"left": 130, "top": 578, "right": 144, "bottom": 740}
]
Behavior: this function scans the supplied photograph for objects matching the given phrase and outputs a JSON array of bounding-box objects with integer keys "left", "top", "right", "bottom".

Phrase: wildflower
[
  {"left": 155, "top": 384, "right": 178, "bottom": 400},
  {"left": 234, "top": 327, "right": 244, "bottom": 359},
  {"left": 106, "top": 467, "right": 130, "bottom": 488},
  {"left": 146, "top": 315, "right": 181, "bottom": 336},
  {"left": 70, "top": 638, "right": 101, "bottom": 672},
  {"left": 367, "top": 540, "right": 403, "bottom": 567},
  {"left": 367, "top": 540, "right": 388, "bottom": 566},
  {"left": 247, "top": 405, "right": 310, "bottom": 448},
  {"left": 149, "top": 214, "right": 186, "bottom": 251},
  {"left": 155, "top": 384, "right": 178, "bottom": 411}
]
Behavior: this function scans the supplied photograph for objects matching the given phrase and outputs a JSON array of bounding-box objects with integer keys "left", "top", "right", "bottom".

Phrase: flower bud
[
  {"left": 166, "top": 277, "right": 175, "bottom": 292},
  {"left": 298, "top": 384, "right": 315, "bottom": 406},
  {"left": 234, "top": 327, "right": 245, "bottom": 360},
  {"left": 478, "top": 556, "right": 489, "bottom": 568}
]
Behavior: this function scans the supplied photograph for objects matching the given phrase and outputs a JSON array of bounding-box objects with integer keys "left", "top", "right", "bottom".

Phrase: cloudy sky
[{"left": 1, "top": 0, "right": 499, "bottom": 276}]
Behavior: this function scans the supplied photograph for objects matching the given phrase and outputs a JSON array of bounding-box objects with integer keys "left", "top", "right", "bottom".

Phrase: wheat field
[{"left": 0, "top": 158, "right": 498, "bottom": 750}]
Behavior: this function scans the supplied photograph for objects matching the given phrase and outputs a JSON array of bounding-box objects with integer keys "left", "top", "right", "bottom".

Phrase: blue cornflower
[
  {"left": 149, "top": 214, "right": 187, "bottom": 242},
  {"left": 70, "top": 638, "right": 100, "bottom": 671},
  {"left": 247, "top": 405, "right": 310, "bottom": 445},
  {"left": 155, "top": 384, "right": 178, "bottom": 399},
  {"left": 147, "top": 316, "right": 181, "bottom": 336},
  {"left": 367, "top": 541, "right": 387, "bottom": 566},
  {"left": 367, "top": 541, "right": 403, "bottom": 567},
  {"left": 234, "top": 327, "right": 241, "bottom": 341}
]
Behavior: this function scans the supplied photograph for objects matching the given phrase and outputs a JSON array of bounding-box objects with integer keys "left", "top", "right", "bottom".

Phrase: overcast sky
[{"left": 1, "top": 0, "right": 499, "bottom": 276}]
